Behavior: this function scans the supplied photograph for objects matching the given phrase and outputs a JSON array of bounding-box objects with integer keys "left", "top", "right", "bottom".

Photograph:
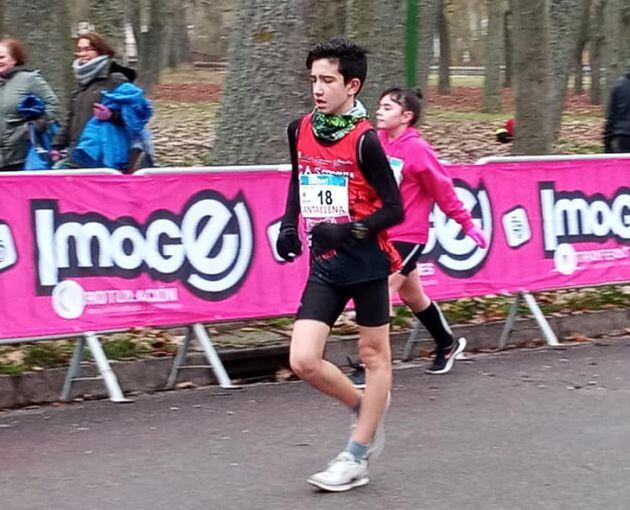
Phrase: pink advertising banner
[{"left": 0, "top": 159, "right": 628, "bottom": 341}]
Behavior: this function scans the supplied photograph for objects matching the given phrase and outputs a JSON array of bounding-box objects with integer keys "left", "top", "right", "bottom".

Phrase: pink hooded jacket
[{"left": 377, "top": 127, "right": 474, "bottom": 244}]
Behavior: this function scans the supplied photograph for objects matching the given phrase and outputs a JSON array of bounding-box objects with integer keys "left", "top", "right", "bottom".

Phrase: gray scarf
[{"left": 73, "top": 55, "right": 110, "bottom": 86}]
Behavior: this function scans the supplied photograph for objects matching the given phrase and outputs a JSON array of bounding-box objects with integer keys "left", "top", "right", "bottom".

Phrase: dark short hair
[
  {"left": 379, "top": 87, "right": 423, "bottom": 125},
  {"left": 306, "top": 37, "right": 368, "bottom": 93},
  {"left": 0, "top": 38, "right": 27, "bottom": 66},
  {"left": 76, "top": 32, "right": 116, "bottom": 58}
]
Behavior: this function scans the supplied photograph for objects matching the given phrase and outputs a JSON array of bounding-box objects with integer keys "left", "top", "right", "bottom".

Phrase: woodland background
[
  {"left": 2, "top": 0, "right": 629, "bottom": 164},
  {"left": 0, "top": 0, "right": 629, "bottom": 372}
]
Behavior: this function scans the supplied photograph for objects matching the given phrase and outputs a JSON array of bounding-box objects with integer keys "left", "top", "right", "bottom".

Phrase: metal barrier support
[
  {"left": 401, "top": 320, "right": 423, "bottom": 362},
  {"left": 61, "top": 332, "right": 131, "bottom": 403},
  {"left": 165, "top": 324, "right": 237, "bottom": 390},
  {"left": 498, "top": 292, "right": 559, "bottom": 349}
]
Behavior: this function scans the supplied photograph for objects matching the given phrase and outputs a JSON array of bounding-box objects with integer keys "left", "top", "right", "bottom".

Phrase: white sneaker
[{"left": 307, "top": 452, "right": 369, "bottom": 492}]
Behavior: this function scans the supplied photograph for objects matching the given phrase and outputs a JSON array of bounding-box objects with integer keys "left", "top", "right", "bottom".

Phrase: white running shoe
[{"left": 307, "top": 452, "right": 370, "bottom": 492}]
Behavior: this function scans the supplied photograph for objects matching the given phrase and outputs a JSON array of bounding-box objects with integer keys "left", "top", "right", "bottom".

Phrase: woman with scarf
[
  {"left": 52, "top": 32, "right": 138, "bottom": 167},
  {"left": 0, "top": 38, "right": 59, "bottom": 171}
]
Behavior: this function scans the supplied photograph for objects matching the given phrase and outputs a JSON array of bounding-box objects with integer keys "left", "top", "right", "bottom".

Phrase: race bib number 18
[{"left": 299, "top": 174, "right": 350, "bottom": 221}]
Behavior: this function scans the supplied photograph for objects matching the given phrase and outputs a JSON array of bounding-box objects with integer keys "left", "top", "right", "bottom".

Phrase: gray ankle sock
[{"left": 345, "top": 439, "right": 369, "bottom": 462}]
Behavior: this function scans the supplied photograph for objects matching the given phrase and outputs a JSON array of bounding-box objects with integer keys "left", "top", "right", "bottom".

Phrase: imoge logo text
[{"left": 32, "top": 190, "right": 254, "bottom": 301}]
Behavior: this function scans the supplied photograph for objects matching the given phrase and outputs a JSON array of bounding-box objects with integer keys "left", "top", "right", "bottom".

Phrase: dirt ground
[{"left": 148, "top": 68, "right": 606, "bottom": 167}]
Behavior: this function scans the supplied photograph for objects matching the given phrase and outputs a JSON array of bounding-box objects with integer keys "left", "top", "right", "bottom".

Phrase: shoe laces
[{"left": 329, "top": 451, "right": 362, "bottom": 469}]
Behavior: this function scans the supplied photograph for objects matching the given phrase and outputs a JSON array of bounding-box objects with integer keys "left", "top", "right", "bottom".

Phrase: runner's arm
[
  {"left": 417, "top": 148, "right": 475, "bottom": 232},
  {"left": 281, "top": 120, "right": 301, "bottom": 228},
  {"left": 357, "top": 130, "right": 404, "bottom": 233}
]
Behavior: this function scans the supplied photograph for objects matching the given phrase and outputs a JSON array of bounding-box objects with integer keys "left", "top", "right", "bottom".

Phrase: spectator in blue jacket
[{"left": 72, "top": 81, "right": 153, "bottom": 171}]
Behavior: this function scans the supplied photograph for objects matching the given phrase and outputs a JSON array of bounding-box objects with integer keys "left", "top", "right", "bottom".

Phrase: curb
[{"left": 0, "top": 308, "right": 627, "bottom": 409}]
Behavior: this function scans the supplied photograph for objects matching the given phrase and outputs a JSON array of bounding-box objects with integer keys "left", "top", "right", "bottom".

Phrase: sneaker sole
[
  {"left": 307, "top": 475, "right": 370, "bottom": 492},
  {"left": 426, "top": 337, "right": 467, "bottom": 375}
]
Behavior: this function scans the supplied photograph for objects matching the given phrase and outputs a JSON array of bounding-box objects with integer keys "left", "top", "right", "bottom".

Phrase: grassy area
[
  {"left": 150, "top": 101, "right": 218, "bottom": 166},
  {"left": 427, "top": 109, "right": 512, "bottom": 122},
  {"left": 554, "top": 140, "right": 604, "bottom": 154},
  {"left": 427, "top": 75, "right": 486, "bottom": 88},
  {"left": 160, "top": 65, "right": 225, "bottom": 85},
  {"left": 428, "top": 74, "right": 596, "bottom": 91}
]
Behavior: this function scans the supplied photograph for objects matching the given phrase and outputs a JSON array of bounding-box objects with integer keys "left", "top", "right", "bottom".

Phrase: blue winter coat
[{"left": 71, "top": 82, "right": 153, "bottom": 169}]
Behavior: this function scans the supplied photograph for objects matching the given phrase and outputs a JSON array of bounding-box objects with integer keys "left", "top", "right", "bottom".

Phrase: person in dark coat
[
  {"left": 0, "top": 38, "right": 59, "bottom": 171},
  {"left": 52, "top": 32, "right": 137, "bottom": 165},
  {"left": 603, "top": 71, "right": 630, "bottom": 153}
]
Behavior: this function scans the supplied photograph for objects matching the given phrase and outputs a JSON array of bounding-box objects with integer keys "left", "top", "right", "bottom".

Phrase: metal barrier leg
[
  {"left": 498, "top": 294, "right": 522, "bottom": 350},
  {"left": 522, "top": 292, "right": 559, "bottom": 347},
  {"left": 401, "top": 320, "right": 423, "bottom": 362},
  {"left": 192, "top": 323, "right": 237, "bottom": 389},
  {"left": 61, "top": 337, "right": 86, "bottom": 402},
  {"left": 165, "top": 326, "right": 192, "bottom": 389},
  {"left": 84, "top": 332, "right": 131, "bottom": 402}
]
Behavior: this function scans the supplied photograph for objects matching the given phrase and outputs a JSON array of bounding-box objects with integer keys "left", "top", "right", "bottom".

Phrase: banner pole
[
  {"left": 522, "top": 292, "right": 560, "bottom": 346},
  {"left": 61, "top": 336, "right": 86, "bottom": 401},
  {"left": 498, "top": 294, "right": 522, "bottom": 350},
  {"left": 192, "top": 323, "right": 237, "bottom": 389},
  {"left": 84, "top": 332, "right": 131, "bottom": 402}
]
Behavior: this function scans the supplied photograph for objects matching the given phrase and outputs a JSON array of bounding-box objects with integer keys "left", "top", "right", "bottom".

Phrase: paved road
[{"left": 1, "top": 338, "right": 629, "bottom": 510}]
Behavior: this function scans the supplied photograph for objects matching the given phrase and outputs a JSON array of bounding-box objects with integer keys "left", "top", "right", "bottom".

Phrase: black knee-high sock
[{"left": 414, "top": 301, "right": 453, "bottom": 350}]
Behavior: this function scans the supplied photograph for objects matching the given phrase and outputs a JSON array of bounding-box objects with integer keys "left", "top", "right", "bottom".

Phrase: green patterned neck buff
[{"left": 311, "top": 100, "right": 369, "bottom": 142}]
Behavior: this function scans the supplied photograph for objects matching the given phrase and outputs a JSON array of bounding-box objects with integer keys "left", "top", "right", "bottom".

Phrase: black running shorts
[
  {"left": 393, "top": 241, "right": 425, "bottom": 276},
  {"left": 296, "top": 274, "right": 390, "bottom": 328}
]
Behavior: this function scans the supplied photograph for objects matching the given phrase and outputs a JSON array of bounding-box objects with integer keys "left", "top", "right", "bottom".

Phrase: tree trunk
[
  {"left": 0, "top": 0, "right": 5, "bottom": 35},
  {"left": 437, "top": 0, "right": 451, "bottom": 94},
  {"left": 547, "top": 0, "right": 589, "bottom": 141},
  {"left": 164, "top": 0, "right": 191, "bottom": 68},
  {"left": 417, "top": 0, "right": 439, "bottom": 95},
  {"left": 483, "top": 0, "right": 505, "bottom": 112},
  {"left": 88, "top": 0, "right": 126, "bottom": 58},
  {"left": 603, "top": 0, "right": 624, "bottom": 101},
  {"left": 512, "top": 0, "right": 551, "bottom": 155},
  {"left": 573, "top": 0, "right": 591, "bottom": 94},
  {"left": 589, "top": 0, "right": 605, "bottom": 104},
  {"left": 132, "top": 0, "right": 167, "bottom": 93},
  {"left": 4, "top": 0, "right": 73, "bottom": 105},
  {"left": 623, "top": 6, "right": 630, "bottom": 68},
  {"left": 213, "top": 0, "right": 315, "bottom": 165},
  {"left": 623, "top": 6, "right": 630, "bottom": 66},
  {"left": 503, "top": 4, "right": 513, "bottom": 88},
  {"left": 347, "top": 0, "right": 406, "bottom": 116},
  {"left": 311, "top": 0, "right": 347, "bottom": 41}
]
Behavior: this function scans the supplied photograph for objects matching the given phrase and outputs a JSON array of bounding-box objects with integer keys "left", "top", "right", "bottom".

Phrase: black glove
[
  {"left": 310, "top": 222, "right": 354, "bottom": 256},
  {"left": 276, "top": 225, "right": 302, "bottom": 262}
]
